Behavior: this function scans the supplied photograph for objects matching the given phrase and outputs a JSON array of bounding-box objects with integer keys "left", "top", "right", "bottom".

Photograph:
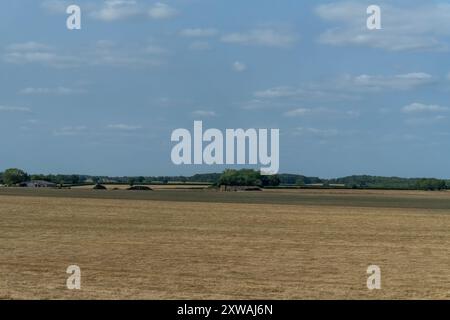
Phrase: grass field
[{"left": 0, "top": 188, "right": 449, "bottom": 299}]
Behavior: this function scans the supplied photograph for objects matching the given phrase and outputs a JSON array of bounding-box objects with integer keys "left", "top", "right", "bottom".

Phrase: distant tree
[
  {"left": 188, "top": 173, "right": 221, "bottom": 183},
  {"left": 179, "top": 176, "right": 188, "bottom": 184},
  {"left": 144, "top": 177, "right": 154, "bottom": 184},
  {"left": 70, "top": 175, "right": 80, "bottom": 185},
  {"left": 30, "top": 174, "right": 46, "bottom": 181},
  {"left": 219, "top": 169, "right": 258, "bottom": 186},
  {"left": 276, "top": 174, "right": 322, "bottom": 185},
  {"left": 260, "top": 174, "right": 280, "bottom": 187},
  {"left": 218, "top": 169, "right": 280, "bottom": 187},
  {"left": 415, "top": 179, "right": 447, "bottom": 191},
  {"left": 136, "top": 176, "right": 145, "bottom": 184},
  {"left": 128, "top": 178, "right": 136, "bottom": 186},
  {"left": 3, "top": 168, "right": 29, "bottom": 185},
  {"left": 45, "top": 174, "right": 57, "bottom": 183}
]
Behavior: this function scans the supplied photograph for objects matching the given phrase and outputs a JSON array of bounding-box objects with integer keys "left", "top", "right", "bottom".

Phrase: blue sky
[{"left": 1, "top": 0, "right": 450, "bottom": 178}]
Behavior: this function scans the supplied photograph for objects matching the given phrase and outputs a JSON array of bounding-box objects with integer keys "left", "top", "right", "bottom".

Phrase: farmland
[{"left": 0, "top": 188, "right": 449, "bottom": 299}]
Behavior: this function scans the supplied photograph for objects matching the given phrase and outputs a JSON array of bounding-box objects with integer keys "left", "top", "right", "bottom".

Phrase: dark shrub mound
[
  {"left": 127, "top": 185, "right": 153, "bottom": 191},
  {"left": 93, "top": 184, "right": 107, "bottom": 190}
]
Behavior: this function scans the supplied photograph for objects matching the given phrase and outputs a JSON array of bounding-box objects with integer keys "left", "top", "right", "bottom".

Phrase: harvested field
[{"left": 0, "top": 188, "right": 449, "bottom": 299}]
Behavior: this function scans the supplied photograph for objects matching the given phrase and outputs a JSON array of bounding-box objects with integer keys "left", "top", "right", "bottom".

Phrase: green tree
[
  {"left": 70, "top": 175, "right": 80, "bottom": 185},
  {"left": 136, "top": 176, "right": 146, "bottom": 184},
  {"left": 416, "top": 179, "right": 447, "bottom": 191},
  {"left": 261, "top": 174, "right": 281, "bottom": 187},
  {"left": 218, "top": 169, "right": 280, "bottom": 187},
  {"left": 30, "top": 174, "right": 46, "bottom": 181},
  {"left": 179, "top": 176, "right": 188, "bottom": 184},
  {"left": 219, "top": 169, "right": 257, "bottom": 186},
  {"left": 3, "top": 168, "right": 29, "bottom": 185}
]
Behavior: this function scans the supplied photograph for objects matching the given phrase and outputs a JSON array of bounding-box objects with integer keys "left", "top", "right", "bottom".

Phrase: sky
[{"left": 1, "top": 0, "right": 450, "bottom": 178}]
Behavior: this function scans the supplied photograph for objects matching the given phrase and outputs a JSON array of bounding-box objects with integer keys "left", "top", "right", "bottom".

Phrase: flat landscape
[{"left": 0, "top": 188, "right": 449, "bottom": 299}]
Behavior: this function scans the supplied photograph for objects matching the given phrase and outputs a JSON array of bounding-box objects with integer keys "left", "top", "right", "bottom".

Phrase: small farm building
[{"left": 19, "top": 180, "right": 57, "bottom": 188}]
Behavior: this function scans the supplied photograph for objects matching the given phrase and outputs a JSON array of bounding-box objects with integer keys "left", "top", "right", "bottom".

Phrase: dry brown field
[{"left": 0, "top": 188, "right": 449, "bottom": 299}]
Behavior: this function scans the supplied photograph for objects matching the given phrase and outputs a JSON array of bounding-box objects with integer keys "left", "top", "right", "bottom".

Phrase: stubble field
[{"left": 0, "top": 188, "right": 449, "bottom": 299}]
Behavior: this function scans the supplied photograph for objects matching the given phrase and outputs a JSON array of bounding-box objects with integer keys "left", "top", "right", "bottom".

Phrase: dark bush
[
  {"left": 127, "top": 185, "right": 153, "bottom": 191},
  {"left": 93, "top": 184, "right": 107, "bottom": 190}
]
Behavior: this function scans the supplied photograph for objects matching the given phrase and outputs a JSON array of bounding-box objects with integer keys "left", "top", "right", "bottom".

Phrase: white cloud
[
  {"left": 4, "top": 41, "right": 80, "bottom": 68},
  {"left": 249, "top": 85, "right": 359, "bottom": 111},
  {"left": 316, "top": 2, "right": 450, "bottom": 51},
  {"left": 249, "top": 72, "right": 434, "bottom": 116},
  {"left": 192, "top": 110, "right": 217, "bottom": 117},
  {"left": 4, "top": 51, "right": 77, "bottom": 67},
  {"left": 232, "top": 61, "right": 247, "bottom": 72},
  {"left": 3, "top": 41, "right": 164, "bottom": 68},
  {"left": 240, "top": 99, "right": 276, "bottom": 110},
  {"left": 0, "top": 105, "right": 31, "bottom": 112},
  {"left": 148, "top": 2, "right": 178, "bottom": 20},
  {"left": 145, "top": 44, "right": 169, "bottom": 55},
  {"left": 188, "top": 41, "right": 211, "bottom": 51},
  {"left": 7, "top": 42, "right": 51, "bottom": 51},
  {"left": 48, "top": 0, "right": 179, "bottom": 22},
  {"left": 53, "top": 126, "right": 87, "bottom": 136},
  {"left": 89, "top": 41, "right": 164, "bottom": 67},
  {"left": 283, "top": 107, "right": 336, "bottom": 117},
  {"left": 91, "top": 0, "right": 141, "bottom": 21},
  {"left": 254, "top": 73, "right": 433, "bottom": 102},
  {"left": 221, "top": 28, "right": 298, "bottom": 47},
  {"left": 254, "top": 86, "right": 301, "bottom": 98},
  {"left": 293, "top": 127, "right": 340, "bottom": 138},
  {"left": 107, "top": 124, "right": 142, "bottom": 130},
  {"left": 283, "top": 108, "right": 312, "bottom": 117},
  {"left": 180, "top": 28, "right": 218, "bottom": 37},
  {"left": 89, "top": 41, "right": 155, "bottom": 67},
  {"left": 401, "top": 103, "right": 449, "bottom": 126},
  {"left": 339, "top": 73, "right": 434, "bottom": 91},
  {"left": 19, "top": 86, "right": 84, "bottom": 95},
  {"left": 41, "top": 0, "right": 70, "bottom": 14},
  {"left": 405, "top": 115, "right": 447, "bottom": 126},
  {"left": 402, "top": 103, "right": 449, "bottom": 113}
]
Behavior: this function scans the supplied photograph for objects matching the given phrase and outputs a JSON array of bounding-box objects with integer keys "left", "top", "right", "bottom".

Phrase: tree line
[{"left": 0, "top": 168, "right": 449, "bottom": 190}]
